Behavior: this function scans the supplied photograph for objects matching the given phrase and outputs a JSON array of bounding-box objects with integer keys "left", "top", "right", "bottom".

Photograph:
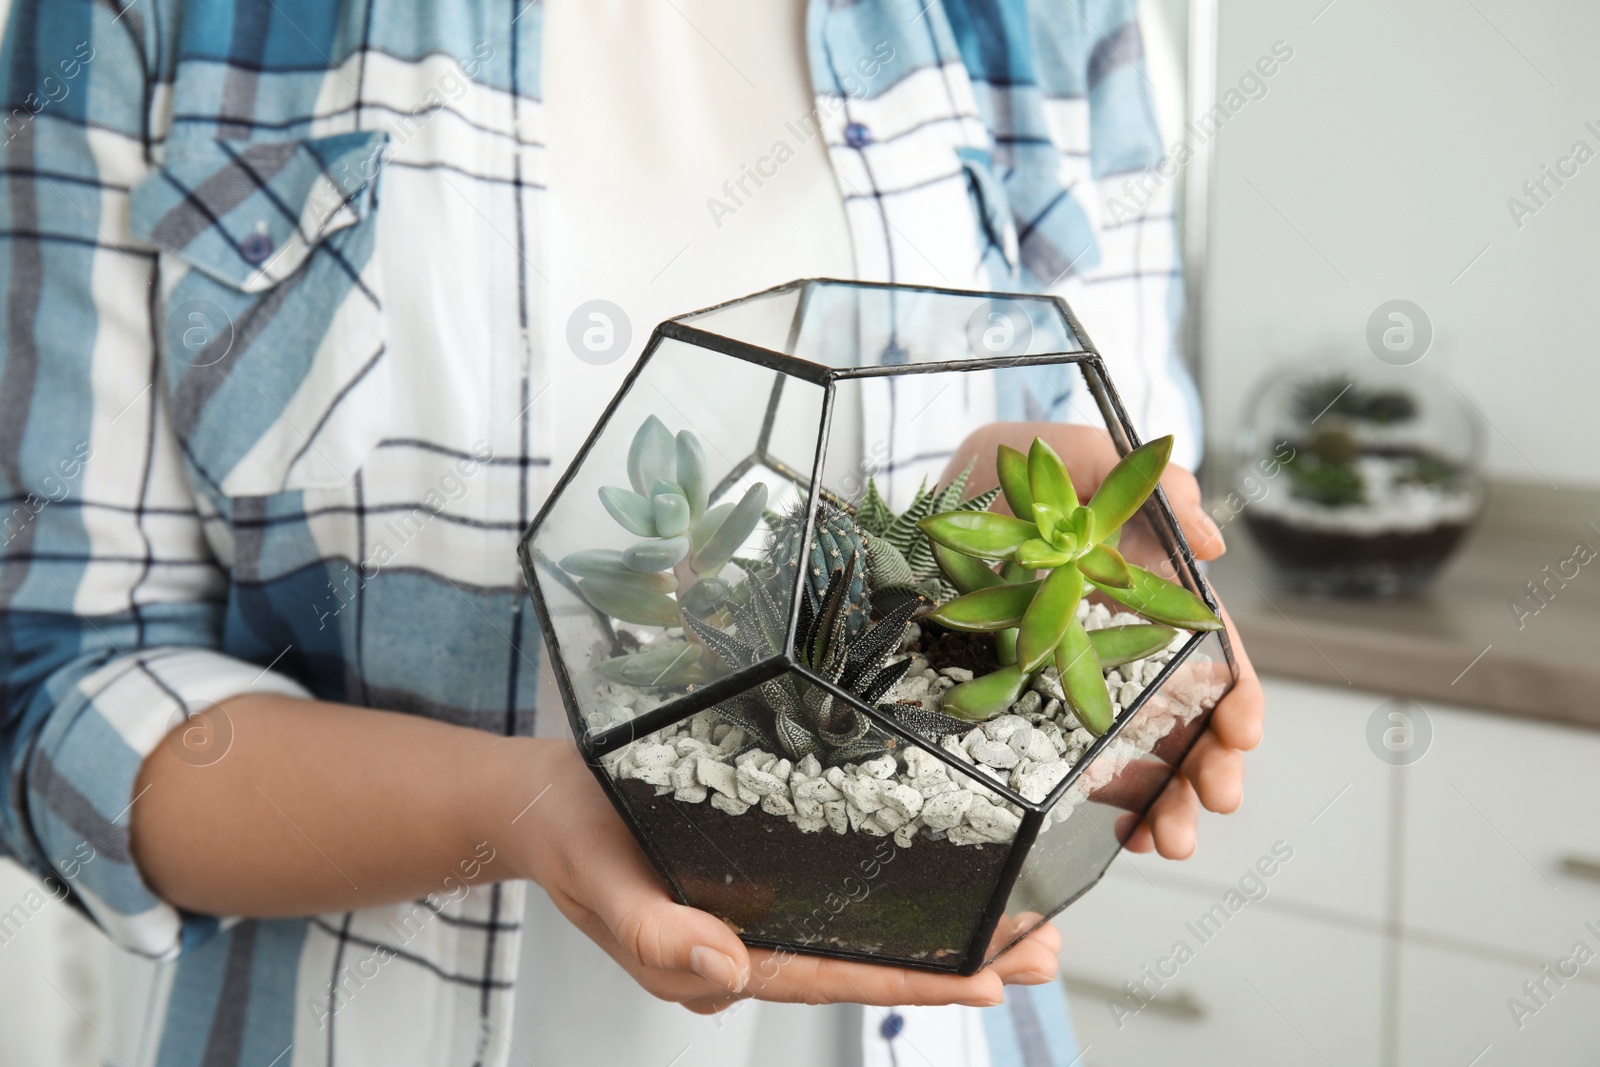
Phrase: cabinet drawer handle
[
  {"left": 1559, "top": 855, "right": 1600, "bottom": 884},
  {"left": 1058, "top": 972, "right": 1205, "bottom": 1022}
]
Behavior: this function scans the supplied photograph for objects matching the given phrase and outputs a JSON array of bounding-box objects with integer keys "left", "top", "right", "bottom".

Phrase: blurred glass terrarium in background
[
  {"left": 520, "top": 280, "right": 1237, "bottom": 974},
  {"left": 1237, "top": 360, "right": 1485, "bottom": 597}
]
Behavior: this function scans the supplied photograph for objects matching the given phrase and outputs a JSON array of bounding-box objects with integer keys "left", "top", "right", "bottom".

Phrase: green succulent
[
  {"left": 1398, "top": 449, "right": 1465, "bottom": 491},
  {"left": 1283, "top": 451, "right": 1364, "bottom": 507},
  {"left": 685, "top": 560, "right": 971, "bottom": 765},
  {"left": 1291, "top": 376, "right": 1418, "bottom": 426},
  {"left": 564, "top": 415, "right": 767, "bottom": 687},
  {"left": 1291, "top": 376, "right": 1354, "bottom": 424},
  {"left": 916, "top": 435, "right": 1223, "bottom": 735},
  {"left": 1358, "top": 391, "right": 1418, "bottom": 425},
  {"left": 854, "top": 465, "right": 1001, "bottom": 608}
]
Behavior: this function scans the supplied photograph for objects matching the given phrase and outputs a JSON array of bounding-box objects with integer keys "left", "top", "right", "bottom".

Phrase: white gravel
[
  {"left": 594, "top": 599, "right": 1227, "bottom": 848},
  {"left": 1251, "top": 453, "right": 1478, "bottom": 534}
]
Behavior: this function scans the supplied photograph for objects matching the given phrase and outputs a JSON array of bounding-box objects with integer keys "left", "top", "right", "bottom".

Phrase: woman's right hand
[
  {"left": 511, "top": 741, "right": 1062, "bottom": 1014},
  {"left": 131, "top": 691, "right": 1056, "bottom": 1014}
]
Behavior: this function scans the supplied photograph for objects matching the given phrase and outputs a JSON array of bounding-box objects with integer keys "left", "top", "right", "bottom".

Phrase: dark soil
[
  {"left": 1244, "top": 512, "right": 1473, "bottom": 596},
  {"left": 616, "top": 779, "right": 1011, "bottom": 968},
  {"left": 913, "top": 622, "right": 1001, "bottom": 675}
]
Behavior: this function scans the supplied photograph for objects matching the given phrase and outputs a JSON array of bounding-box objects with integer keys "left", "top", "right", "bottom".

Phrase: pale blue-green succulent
[{"left": 562, "top": 415, "right": 767, "bottom": 686}]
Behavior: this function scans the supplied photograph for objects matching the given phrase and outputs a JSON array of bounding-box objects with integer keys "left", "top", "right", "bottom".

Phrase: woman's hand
[
  {"left": 941, "top": 422, "right": 1265, "bottom": 861},
  {"left": 510, "top": 742, "right": 1061, "bottom": 1014},
  {"left": 131, "top": 694, "right": 1057, "bottom": 1016}
]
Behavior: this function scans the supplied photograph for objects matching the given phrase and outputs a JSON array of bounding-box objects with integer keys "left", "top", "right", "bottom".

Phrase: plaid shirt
[{"left": 0, "top": 1, "right": 1189, "bottom": 1064}]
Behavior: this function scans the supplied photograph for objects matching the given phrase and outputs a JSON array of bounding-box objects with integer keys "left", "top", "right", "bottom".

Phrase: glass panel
[
  {"left": 750, "top": 375, "right": 822, "bottom": 497},
  {"left": 1114, "top": 505, "right": 1209, "bottom": 607},
  {"left": 672, "top": 284, "right": 806, "bottom": 354},
  {"left": 598, "top": 677, "right": 1021, "bottom": 969},
  {"left": 821, "top": 363, "right": 1103, "bottom": 517},
  {"left": 527, "top": 336, "right": 824, "bottom": 730},
  {"left": 984, "top": 630, "right": 1235, "bottom": 964},
  {"left": 681, "top": 281, "right": 1082, "bottom": 369}
]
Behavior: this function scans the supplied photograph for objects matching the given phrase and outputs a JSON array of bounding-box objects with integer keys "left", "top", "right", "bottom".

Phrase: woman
[{"left": 0, "top": 1, "right": 1261, "bottom": 1065}]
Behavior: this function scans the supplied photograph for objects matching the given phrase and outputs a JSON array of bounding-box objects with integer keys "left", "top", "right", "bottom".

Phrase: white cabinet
[
  {"left": 1398, "top": 942, "right": 1600, "bottom": 1067},
  {"left": 1119, "top": 677, "right": 1394, "bottom": 922},
  {"left": 1053, "top": 676, "right": 1600, "bottom": 1067},
  {"left": 1401, "top": 705, "right": 1600, "bottom": 956},
  {"left": 1056, "top": 873, "right": 1384, "bottom": 1066}
]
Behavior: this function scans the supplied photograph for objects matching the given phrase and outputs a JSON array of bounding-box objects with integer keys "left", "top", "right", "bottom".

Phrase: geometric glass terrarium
[{"left": 519, "top": 280, "right": 1237, "bottom": 975}]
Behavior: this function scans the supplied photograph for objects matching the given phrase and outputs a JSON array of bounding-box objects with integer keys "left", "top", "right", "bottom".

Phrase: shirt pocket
[
  {"left": 129, "top": 131, "right": 393, "bottom": 499},
  {"left": 956, "top": 146, "right": 1020, "bottom": 283}
]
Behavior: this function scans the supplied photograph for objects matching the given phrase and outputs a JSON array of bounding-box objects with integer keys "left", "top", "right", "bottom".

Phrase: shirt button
[
  {"left": 240, "top": 232, "right": 274, "bottom": 264},
  {"left": 844, "top": 122, "right": 874, "bottom": 149}
]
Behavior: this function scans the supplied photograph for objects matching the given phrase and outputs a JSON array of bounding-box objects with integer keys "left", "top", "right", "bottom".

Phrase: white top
[
  {"left": 523, "top": 5, "right": 991, "bottom": 1066},
  {"left": 542, "top": 0, "right": 857, "bottom": 475}
]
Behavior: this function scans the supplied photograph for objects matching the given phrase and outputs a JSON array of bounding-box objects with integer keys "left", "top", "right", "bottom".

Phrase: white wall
[{"left": 1201, "top": 0, "right": 1600, "bottom": 488}]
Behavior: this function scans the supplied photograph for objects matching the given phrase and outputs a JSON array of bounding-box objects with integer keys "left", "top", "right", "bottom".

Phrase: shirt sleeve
[
  {"left": 0, "top": 0, "right": 312, "bottom": 961},
  {"left": 1018, "top": 0, "right": 1202, "bottom": 469},
  {"left": 1076, "top": 0, "right": 1201, "bottom": 469}
]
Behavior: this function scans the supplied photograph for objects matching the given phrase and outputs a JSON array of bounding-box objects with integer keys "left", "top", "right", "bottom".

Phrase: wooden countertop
[{"left": 1203, "top": 480, "right": 1600, "bottom": 728}]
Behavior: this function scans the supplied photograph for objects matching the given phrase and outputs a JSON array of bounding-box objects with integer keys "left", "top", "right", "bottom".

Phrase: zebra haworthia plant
[
  {"left": 685, "top": 558, "right": 972, "bottom": 765},
  {"left": 917, "top": 435, "right": 1223, "bottom": 736},
  {"left": 560, "top": 415, "right": 767, "bottom": 687},
  {"left": 854, "top": 465, "right": 1001, "bottom": 609}
]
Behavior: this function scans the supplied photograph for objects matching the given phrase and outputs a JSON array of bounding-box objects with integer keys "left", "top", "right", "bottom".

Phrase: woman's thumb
[{"left": 604, "top": 892, "right": 751, "bottom": 992}]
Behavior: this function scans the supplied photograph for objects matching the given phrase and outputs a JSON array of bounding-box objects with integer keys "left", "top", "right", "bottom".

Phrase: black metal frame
[{"left": 517, "top": 278, "right": 1238, "bottom": 976}]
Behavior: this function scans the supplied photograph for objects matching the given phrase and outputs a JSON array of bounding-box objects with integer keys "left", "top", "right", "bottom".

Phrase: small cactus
[{"left": 766, "top": 499, "right": 870, "bottom": 637}]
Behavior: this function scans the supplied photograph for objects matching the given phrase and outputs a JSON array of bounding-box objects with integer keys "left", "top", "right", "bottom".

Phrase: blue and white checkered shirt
[{"left": 0, "top": 1, "right": 1191, "bottom": 1063}]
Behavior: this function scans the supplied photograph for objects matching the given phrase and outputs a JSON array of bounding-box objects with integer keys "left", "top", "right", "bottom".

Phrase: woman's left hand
[{"left": 940, "top": 422, "right": 1265, "bottom": 861}]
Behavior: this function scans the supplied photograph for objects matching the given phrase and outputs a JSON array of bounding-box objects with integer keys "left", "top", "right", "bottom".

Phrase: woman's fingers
[
  {"left": 1000, "top": 912, "right": 1062, "bottom": 959},
  {"left": 1210, "top": 606, "right": 1264, "bottom": 752},
  {"left": 748, "top": 952, "right": 1001, "bottom": 1007},
  {"left": 543, "top": 892, "right": 746, "bottom": 1003},
  {"left": 1210, "top": 677, "right": 1266, "bottom": 752},
  {"left": 1122, "top": 821, "right": 1155, "bottom": 854},
  {"left": 531, "top": 746, "right": 754, "bottom": 995},
  {"left": 1161, "top": 468, "right": 1225, "bottom": 561},
  {"left": 1122, "top": 621, "right": 1259, "bottom": 854},
  {"left": 1146, "top": 774, "right": 1201, "bottom": 859},
  {"left": 681, "top": 994, "right": 741, "bottom": 1015},
  {"left": 1183, "top": 732, "right": 1246, "bottom": 814},
  {"left": 1120, "top": 772, "right": 1201, "bottom": 857},
  {"left": 739, "top": 922, "right": 1061, "bottom": 1007},
  {"left": 580, "top": 905, "right": 1062, "bottom": 1011},
  {"left": 988, "top": 923, "right": 1061, "bottom": 983},
  {"left": 534, "top": 744, "right": 1069, "bottom": 1011},
  {"left": 551, "top": 875, "right": 1062, "bottom": 1009},
  {"left": 562, "top": 850, "right": 752, "bottom": 990}
]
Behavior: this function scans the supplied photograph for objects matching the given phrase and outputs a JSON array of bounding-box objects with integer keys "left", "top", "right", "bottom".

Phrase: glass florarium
[
  {"left": 520, "top": 280, "right": 1237, "bottom": 974},
  {"left": 1237, "top": 360, "right": 1485, "bottom": 596}
]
